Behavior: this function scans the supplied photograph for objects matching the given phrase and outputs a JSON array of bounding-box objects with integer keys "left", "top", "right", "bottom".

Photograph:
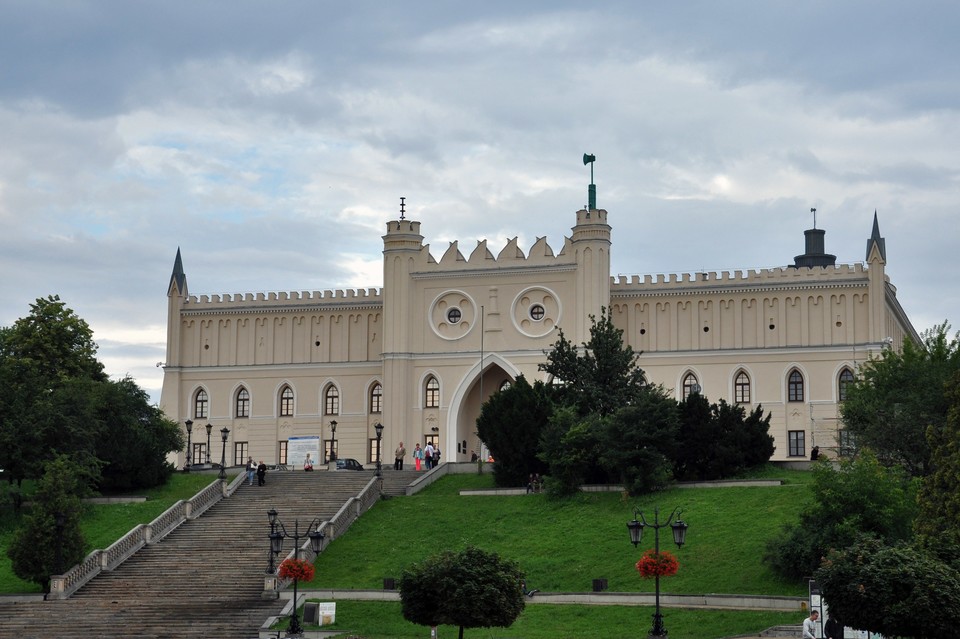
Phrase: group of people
[
  {"left": 803, "top": 610, "right": 843, "bottom": 639},
  {"left": 526, "top": 473, "right": 543, "bottom": 494},
  {"left": 245, "top": 457, "right": 268, "bottom": 486},
  {"left": 396, "top": 442, "right": 442, "bottom": 471}
]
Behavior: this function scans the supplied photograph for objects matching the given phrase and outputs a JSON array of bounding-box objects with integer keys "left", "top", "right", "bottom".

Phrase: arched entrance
[{"left": 446, "top": 354, "right": 520, "bottom": 461}]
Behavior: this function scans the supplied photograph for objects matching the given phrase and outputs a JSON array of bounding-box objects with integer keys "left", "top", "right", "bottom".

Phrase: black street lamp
[
  {"left": 218, "top": 427, "right": 229, "bottom": 480},
  {"left": 374, "top": 422, "right": 384, "bottom": 478},
  {"left": 184, "top": 419, "right": 193, "bottom": 472},
  {"left": 266, "top": 508, "right": 281, "bottom": 574},
  {"left": 205, "top": 423, "right": 213, "bottom": 464},
  {"left": 329, "top": 420, "right": 337, "bottom": 462},
  {"left": 268, "top": 511, "right": 325, "bottom": 636},
  {"left": 627, "top": 506, "right": 688, "bottom": 637}
]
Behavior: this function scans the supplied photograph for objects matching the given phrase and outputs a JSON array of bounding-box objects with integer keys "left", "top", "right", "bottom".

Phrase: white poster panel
[{"left": 288, "top": 436, "right": 321, "bottom": 469}]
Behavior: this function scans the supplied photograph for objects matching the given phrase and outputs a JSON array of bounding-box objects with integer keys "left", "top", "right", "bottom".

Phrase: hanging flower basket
[
  {"left": 635, "top": 549, "right": 680, "bottom": 579},
  {"left": 278, "top": 558, "right": 316, "bottom": 582}
]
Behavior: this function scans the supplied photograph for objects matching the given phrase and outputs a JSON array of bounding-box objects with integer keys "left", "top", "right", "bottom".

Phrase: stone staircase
[{"left": 0, "top": 468, "right": 421, "bottom": 639}]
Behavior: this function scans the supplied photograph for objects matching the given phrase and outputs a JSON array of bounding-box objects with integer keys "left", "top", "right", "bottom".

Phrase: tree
[
  {"left": 475, "top": 375, "right": 552, "bottom": 487},
  {"left": 7, "top": 455, "right": 94, "bottom": 591},
  {"left": 538, "top": 407, "right": 603, "bottom": 498},
  {"left": 841, "top": 322, "right": 960, "bottom": 477},
  {"left": 764, "top": 452, "right": 917, "bottom": 580},
  {"left": 399, "top": 546, "right": 525, "bottom": 639},
  {"left": 539, "top": 307, "right": 647, "bottom": 417},
  {"left": 598, "top": 387, "right": 679, "bottom": 495},
  {"left": 915, "top": 371, "right": 960, "bottom": 555},
  {"left": 674, "top": 395, "right": 774, "bottom": 481},
  {"left": 816, "top": 538, "right": 960, "bottom": 639}
]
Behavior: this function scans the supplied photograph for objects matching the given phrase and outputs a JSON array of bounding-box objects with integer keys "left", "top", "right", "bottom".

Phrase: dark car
[{"left": 336, "top": 458, "right": 365, "bottom": 471}]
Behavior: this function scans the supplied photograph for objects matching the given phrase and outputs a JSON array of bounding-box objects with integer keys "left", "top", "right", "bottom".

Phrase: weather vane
[
  {"left": 583, "top": 153, "right": 596, "bottom": 210},
  {"left": 400, "top": 196, "right": 406, "bottom": 221},
  {"left": 811, "top": 207, "right": 817, "bottom": 229}
]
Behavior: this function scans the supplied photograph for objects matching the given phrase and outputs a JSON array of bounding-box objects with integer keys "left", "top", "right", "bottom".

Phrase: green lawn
[{"left": 305, "top": 468, "right": 811, "bottom": 597}]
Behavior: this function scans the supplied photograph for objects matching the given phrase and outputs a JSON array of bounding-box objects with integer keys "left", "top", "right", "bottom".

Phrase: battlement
[
  {"left": 611, "top": 263, "right": 869, "bottom": 291},
  {"left": 183, "top": 287, "right": 383, "bottom": 309}
]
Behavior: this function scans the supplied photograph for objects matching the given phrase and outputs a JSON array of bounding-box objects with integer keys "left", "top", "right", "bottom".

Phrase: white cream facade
[{"left": 160, "top": 204, "right": 917, "bottom": 469}]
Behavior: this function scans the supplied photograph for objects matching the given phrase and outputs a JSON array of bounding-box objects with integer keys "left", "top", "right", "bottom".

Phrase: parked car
[{"left": 336, "top": 458, "right": 365, "bottom": 471}]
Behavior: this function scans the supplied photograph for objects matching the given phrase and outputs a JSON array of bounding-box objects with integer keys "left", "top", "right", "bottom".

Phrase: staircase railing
[{"left": 47, "top": 474, "right": 241, "bottom": 600}]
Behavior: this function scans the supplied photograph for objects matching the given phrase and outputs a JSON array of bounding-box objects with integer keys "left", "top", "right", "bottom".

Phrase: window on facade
[
  {"left": 839, "top": 430, "right": 856, "bottom": 457},
  {"left": 324, "top": 439, "right": 338, "bottom": 463},
  {"left": 192, "top": 443, "right": 206, "bottom": 465},
  {"left": 234, "top": 442, "right": 248, "bottom": 466},
  {"left": 194, "top": 389, "right": 208, "bottom": 419},
  {"left": 499, "top": 379, "right": 512, "bottom": 392},
  {"left": 235, "top": 388, "right": 250, "bottom": 418},
  {"left": 681, "top": 373, "right": 700, "bottom": 400},
  {"left": 425, "top": 376, "right": 440, "bottom": 408},
  {"left": 370, "top": 383, "right": 383, "bottom": 414},
  {"left": 788, "top": 430, "right": 806, "bottom": 457},
  {"left": 278, "top": 441, "right": 288, "bottom": 466},
  {"left": 838, "top": 368, "right": 855, "bottom": 402},
  {"left": 324, "top": 385, "right": 340, "bottom": 415},
  {"left": 446, "top": 308, "right": 462, "bottom": 324},
  {"left": 788, "top": 370, "right": 805, "bottom": 402},
  {"left": 424, "top": 434, "right": 439, "bottom": 449},
  {"left": 734, "top": 371, "right": 751, "bottom": 404},
  {"left": 368, "top": 438, "right": 381, "bottom": 465},
  {"left": 279, "top": 386, "right": 294, "bottom": 417},
  {"left": 530, "top": 304, "right": 545, "bottom": 321}
]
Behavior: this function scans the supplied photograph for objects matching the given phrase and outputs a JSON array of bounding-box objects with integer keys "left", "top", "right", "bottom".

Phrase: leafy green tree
[
  {"left": 475, "top": 375, "right": 552, "bottom": 487},
  {"left": 816, "top": 538, "right": 960, "bottom": 639},
  {"left": 399, "top": 546, "right": 525, "bottom": 639},
  {"left": 599, "top": 387, "right": 680, "bottom": 495},
  {"left": 674, "top": 395, "right": 774, "bottom": 481},
  {"left": 915, "top": 371, "right": 960, "bottom": 556},
  {"left": 841, "top": 322, "right": 960, "bottom": 477},
  {"left": 539, "top": 307, "right": 647, "bottom": 417},
  {"left": 7, "top": 455, "right": 94, "bottom": 591},
  {"left": 538, "top": 408, "right": 602, "bottom": 498},
  {"left": 764, "top": 452, "right": 917, "bottom": 580}
]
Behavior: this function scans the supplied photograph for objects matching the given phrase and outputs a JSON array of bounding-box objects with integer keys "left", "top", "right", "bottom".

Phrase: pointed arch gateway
[{"left": 446, "top": 354, "right": 522, "bottom": 462}]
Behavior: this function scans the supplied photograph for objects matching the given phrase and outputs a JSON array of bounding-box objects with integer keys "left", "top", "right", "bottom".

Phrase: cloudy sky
[{"left": 2, "top": 1, "right": 958, "bottom": 404}]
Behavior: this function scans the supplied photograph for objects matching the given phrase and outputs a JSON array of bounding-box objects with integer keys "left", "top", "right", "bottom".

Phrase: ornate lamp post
[
  {"left": 374, "top": 422, "right": 384, "bottom": 478},
  {"left": 205, "top": 423, "right": 213, "bottom": 464},
  {"left": 266, "top": 508, "right": 282, "bottom": 574},
  {"left": 627, "top": 506, "right": 688, "bottom": 637},
  {"left": 268, "top": 511, "right": 325, "bottom": 636},
  {"left": 184, "top": 419, "right": 193, "bottom": 471},
  {"left": 329, "top": 420, "right": 337, "bottom": 462},
  {"left": 218, "top": 427, "right": 229, "bottom": 480}
]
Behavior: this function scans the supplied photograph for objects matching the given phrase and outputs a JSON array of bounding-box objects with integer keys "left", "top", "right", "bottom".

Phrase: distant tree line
[{"left": 476, "top": 308, "right": 775, "bottom": 497}]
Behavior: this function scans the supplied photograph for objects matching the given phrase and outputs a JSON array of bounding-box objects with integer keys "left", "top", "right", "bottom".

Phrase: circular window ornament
[
  {"left": 447, "top": 308, "right": 462, "bottom": 324},
  {"left": 511, "top": 287, "right": 561, "bottom": 338},
  {"left": 428, "top": 290, "right": 476, "bottom": 340},
  {"left": 530, "top": 304, "right": 545, "bottom": 321}
]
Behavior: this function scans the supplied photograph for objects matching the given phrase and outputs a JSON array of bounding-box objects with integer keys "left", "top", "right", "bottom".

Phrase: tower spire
[{"left": 865, "top": 210, "right": 886, "bottom": 262}]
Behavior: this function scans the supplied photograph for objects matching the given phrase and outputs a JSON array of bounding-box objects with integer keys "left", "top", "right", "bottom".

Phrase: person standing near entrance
[
  {"left": 394, "top": 441, "right": 406, "bottom": 470},
  {"left": 245, "top": 457, "right": 256, "bottom": 486},
  {"left": 424, "top": 441, "right": 435, "bottom": 470},
  {"left": 413, "top": 443, "right": 423, "bottom": 470}
]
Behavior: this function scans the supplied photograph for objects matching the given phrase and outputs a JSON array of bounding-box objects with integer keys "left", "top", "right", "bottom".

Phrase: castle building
[{"left": 160, "top": 186, "right": 918, "bottom": 469}]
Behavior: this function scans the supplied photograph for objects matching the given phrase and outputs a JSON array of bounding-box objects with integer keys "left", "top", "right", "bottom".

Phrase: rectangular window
[
  {"left": 236, "top": 391, "right": 250, "bottom": 418},
  {"left": 192, "top": 443, "right": 206, "bottom": 465},
  {"left": 234, "top": 442, "right": 249, "bottom": 466},
  {"left": 278, "top": 441, "right": 288, "bottom": 466},
  {"left": 839, "top": 430, "right": 856, "bottom": 457},
  {"left": 788, "top": 430, "right": 806, "bottom": 457},
  {"left": 424, "top": 434, "right": 439, "bottom": 448},
  {"left": 324, "top": 439, "right": 338, "bottom": 463},
  {"left": 368, "top": 438, "right": 381, "bottom": 465}
]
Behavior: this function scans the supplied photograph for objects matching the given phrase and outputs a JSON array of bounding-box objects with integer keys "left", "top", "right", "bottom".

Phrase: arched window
[
  {"left": 324, "top": 385, "right": 340, "bottom": 416},
  {"left": 369, "top": 383, "right": 382, "bottom": 414},
  {"left": 194, "top": 389, "right": 208, "bottom": 419},
  {"left": 279, "top": 386, "right": 294, "bottom": 417},
  {"left": 788, "top": 370, "right": 805, "bottom": 402},
  {"left": 682, "top": 373, "right": 700, "bottom": 400},
  {"left": 499, "top": 379, "right": 512, "bottom": 392},
  {"left": 425, "top": 376, "right": 440, "bottom": 408},
  {"left": 734, "top": 371, "right": 751, "bottom": 404},
  {"left": 235, "top": 388, "right": 250, "bottom": 418},
  {"left": 838, "top": 368, "right": 855, "bottom": 402}
]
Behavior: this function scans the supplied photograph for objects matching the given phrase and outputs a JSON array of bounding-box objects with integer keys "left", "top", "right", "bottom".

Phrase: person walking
[
  {"left": 424, "top": 442, "right": 434, "bottom": 470},
  {"left": 245, "top": 456, "right": 256, "bottom": 486},
  {"left": 413, "top": 443, "right": 423, "bottom": 471},
  {"left": 394, "top": 441, "right": 406, "bottom": 470},
  {"left": 802, "top": 610, "right": 820, "bottom": 639},
  {"left": 823, "top": 614, "right": 842, "bottom": 639},
  {"left": 256, "top": 460, "right": 267, "bottom": 486}
]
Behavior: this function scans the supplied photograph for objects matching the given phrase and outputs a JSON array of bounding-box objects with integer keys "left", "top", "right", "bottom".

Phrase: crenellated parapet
[
  {"left": 182, "top": 287, "right": 383, "bottom": 311},
  {"left": 611, "top": 263, "right": 869, "bottom": 295}
]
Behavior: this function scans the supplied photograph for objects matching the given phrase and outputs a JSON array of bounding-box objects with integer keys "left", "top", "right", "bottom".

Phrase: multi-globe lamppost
[
  {"left": 267, "top": 510, "right": 325, "bottom": 636},
  {"left": 627, "top": 506, "right": 688, "bottom": 637}
]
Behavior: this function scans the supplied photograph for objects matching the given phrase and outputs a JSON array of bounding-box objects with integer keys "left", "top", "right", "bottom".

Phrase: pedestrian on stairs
[
  {"left": 257, "top": 460, "right": 267, "bottom": 486},
  {"left": 413, "top": 443, "right": 423, "bottom": 470},
  {"left": 245, "top": 457, "right": 256, "bottom": 485},
  {"left": 394, "top": 441, "right": 407, "bottom": 470}
]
